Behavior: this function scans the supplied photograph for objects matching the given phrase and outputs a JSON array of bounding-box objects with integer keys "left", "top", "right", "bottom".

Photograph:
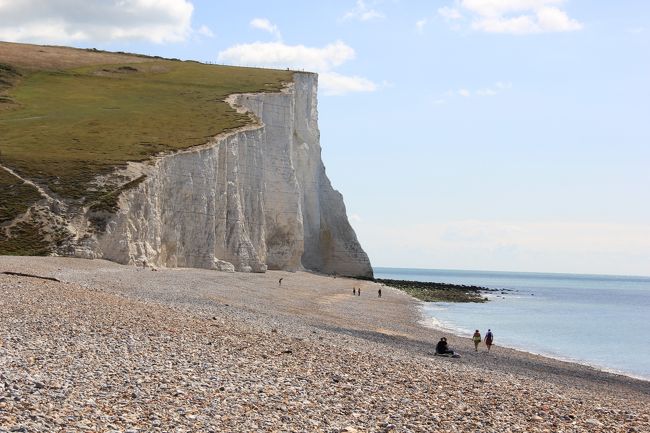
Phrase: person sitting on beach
[
  {"left": 485, "top": 329, "right": 494, "bottom": 352},
  {"left": 435, "top": 337, "right": 455, "bottom": 355},
  {"left": 472, "top": 330, "right": 482, "bottom": 352}
]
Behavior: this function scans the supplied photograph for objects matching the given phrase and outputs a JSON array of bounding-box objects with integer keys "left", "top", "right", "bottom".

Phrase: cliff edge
[
  {"left": 85, "top": 73, "right": 372, "bottom": 277},
  {"left": 0, "top": 42, "right": 371, "bottom": 277}
]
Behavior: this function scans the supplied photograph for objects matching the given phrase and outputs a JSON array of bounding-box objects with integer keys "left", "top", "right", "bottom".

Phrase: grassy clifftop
[{"left": 0, "top": 41, "right": 293, "bottom": 254}]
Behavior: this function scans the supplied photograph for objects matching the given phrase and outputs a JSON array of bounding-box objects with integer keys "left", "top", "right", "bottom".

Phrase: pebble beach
[{"left": 1, "top": 257, "right": 648, "bottom": 433}]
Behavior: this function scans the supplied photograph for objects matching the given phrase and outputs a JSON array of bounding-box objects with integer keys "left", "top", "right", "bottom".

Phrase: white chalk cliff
[{"left": 83, "top": 73, "right": 372, "bottom": 277}]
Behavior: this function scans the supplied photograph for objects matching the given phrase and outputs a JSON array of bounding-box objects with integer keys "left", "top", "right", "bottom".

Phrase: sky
[{"left": 1, "top": 0, "right": 649, "bottom": 276}]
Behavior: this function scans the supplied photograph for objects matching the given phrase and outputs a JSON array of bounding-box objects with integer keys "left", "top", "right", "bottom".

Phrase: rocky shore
[
  {"left": 1, "top": 257, "right": 648, "bottom": 432},
  {"left": 373, "top": 278, "right": 497, "bottom": 303}
]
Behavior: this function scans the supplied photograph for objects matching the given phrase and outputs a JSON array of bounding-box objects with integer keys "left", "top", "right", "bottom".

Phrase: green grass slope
[{"left": 0, "top": 42, "right": 293, "bottom": 255}]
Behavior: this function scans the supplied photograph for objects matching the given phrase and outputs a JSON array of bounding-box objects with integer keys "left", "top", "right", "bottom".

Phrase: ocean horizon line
[{"left": 373, "top": 266, "right": 650, "bottom": 281}]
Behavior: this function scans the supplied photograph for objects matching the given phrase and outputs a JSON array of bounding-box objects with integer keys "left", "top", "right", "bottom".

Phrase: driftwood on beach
[{"left": 1, "top": 271, "right": 60, "bottom": 282}]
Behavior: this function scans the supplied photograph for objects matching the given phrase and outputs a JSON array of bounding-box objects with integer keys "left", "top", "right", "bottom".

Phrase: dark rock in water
[{"left": 372, "top": 278, "right": 495, "bottom": 303}]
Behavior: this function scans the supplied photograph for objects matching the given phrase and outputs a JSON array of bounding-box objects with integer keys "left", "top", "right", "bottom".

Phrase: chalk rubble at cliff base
[{"left": 1, "top": 260, "right": 648, "bottom": 433}]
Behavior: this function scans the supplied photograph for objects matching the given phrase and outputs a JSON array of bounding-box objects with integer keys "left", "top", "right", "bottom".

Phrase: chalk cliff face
[{"left": 87, "top": 73, "right": 372, "bottom": 277}]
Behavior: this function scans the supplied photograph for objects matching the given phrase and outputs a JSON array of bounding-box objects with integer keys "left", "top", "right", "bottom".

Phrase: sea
[{"left": 374, "top": 267, "right": 650, "bottom": 381}]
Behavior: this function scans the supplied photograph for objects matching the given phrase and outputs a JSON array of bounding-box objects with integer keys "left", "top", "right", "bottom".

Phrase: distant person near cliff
[
  {"left": 378, "top": 288, "right": 382, "bottom": 298},
  {"left": 472, "top": 330, "right": 482, "bottom": 352},
  {"left": 485, "top": 329, "right": 494, "bottom": 352}
]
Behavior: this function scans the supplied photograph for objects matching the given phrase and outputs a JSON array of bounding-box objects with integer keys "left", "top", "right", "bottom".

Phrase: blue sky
[{"left": 1, "top": 1, "right": 648, "bottom": 275}]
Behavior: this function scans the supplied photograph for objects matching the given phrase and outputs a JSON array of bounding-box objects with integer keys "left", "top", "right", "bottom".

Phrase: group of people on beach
[
  {"left": 435, "top": 329, "right": 494, "bottom": 357},
  {"left": 472, "top": 329, "right": 494, "bottom": 352},
  {"left": 352, "top": 287, "right": 382, "bottom": 298}
]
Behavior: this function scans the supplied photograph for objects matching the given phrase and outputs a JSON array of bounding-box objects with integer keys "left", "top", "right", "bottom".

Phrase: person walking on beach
[
  {"left": 353, "top": 287, "right": 356, "bottom": 296},
  {"left": 378, "top": 288, "right": 382, "bottom": 298},
  {"left": 278, "top": 278, "right": 283, "bottom": 286},
  {"left": 472, "top": 330, "right": 482, "bottom": 352},
  {"left": 485, "top": 329, "right": 494, "bottom": 352},
  {"left": 358, "top": 287, "right": 361, "bottom": 296}
]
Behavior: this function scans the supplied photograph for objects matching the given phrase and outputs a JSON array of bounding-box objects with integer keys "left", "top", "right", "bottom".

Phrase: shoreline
[
  {"left": 2, "top": 256, "right": 648, "bottom": 388},
  {"left": 2, "top": 256, "right": 648, "bottom": 389},
  {"left": 418, "top": 310, "right": 650, "bottom": 383},
  {"left": 376, "top": 268, "right": 650, "bottom": 384},
  {"left": 1, "top": 256, "right": 649, "bottom": 431}
]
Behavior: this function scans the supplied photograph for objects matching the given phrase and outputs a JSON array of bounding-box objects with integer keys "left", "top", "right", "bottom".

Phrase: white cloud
[
  {"left": 442, "top": 82, "right": 512, "bottom": 101},
  {"left": 439, "top": 0, "right": 583, "bottom": 34},
  {"left": 416, "top": 19, "right": 428, "bottom": 34},
  {"left": 250, "top": 17, "right": 282, "bottom": 41},
  {"left": 320, "top": 72, "right": 376, "bottom": 96},
  {"left": 476, "top": 81, "right": 512, "bottom": 96},
  {"left": 438, "top": 6, "right": 463, "bottom": 21},
  {"left": 0, "top": 0, "right": 195, "bottom": 43},
  {"left": 472, "top": 14, "right": 537, "bottom": 33},
  {"left": 196, "top": 25, "right": 214, "bottom": 38},
  {"left": 342, "top": 0, "right": 384, "bottom": 22},
  {"left": 461, "top": 0, "right": 565, "bottom": 17},
  {"left": 218, "top": 41, "right": 355, "bottom": 72},
  {"left": 437, "top": 6, "right": 464, "bottom": 31},
  {"left": 535, "top": 6, "right": 582, "bottom": 31},
  {"left": 476, "top": 88, "right": 497, "bottom": 96},
  {"left": 217, "top": 40, "right": 377, "bottom": 96}
]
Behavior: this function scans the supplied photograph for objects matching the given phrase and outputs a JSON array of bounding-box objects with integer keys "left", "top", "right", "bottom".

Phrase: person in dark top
[
  {"left": 353, "top": 287, "right": 356, "bottom": 295},
  {"left": 485, "top": 329, "right": 494, "bottom": 352},
  {"left": 278, "top": 278, "right": 283, "bottom": 286},
  {"left": 378, "top": 288, "right": 382, "bottom": 298},
  {"left": 435, "top": 337, "right": 455, "bottom": 355}
]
